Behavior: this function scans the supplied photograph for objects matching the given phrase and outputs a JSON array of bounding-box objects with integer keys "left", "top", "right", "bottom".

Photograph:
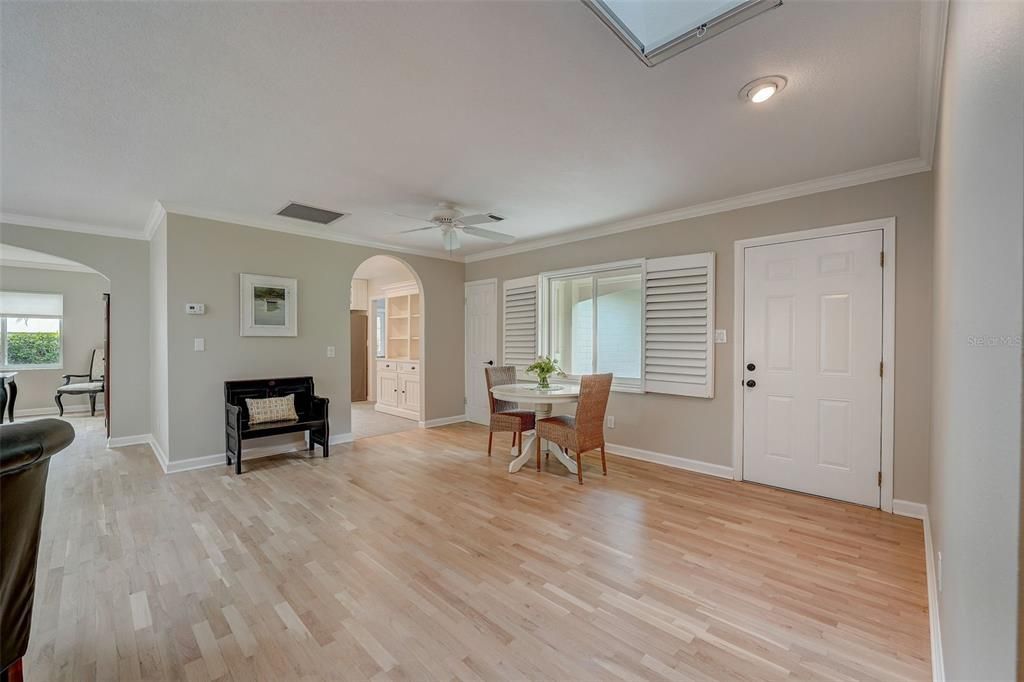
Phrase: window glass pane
[
  {"left": 5, "top": 317, "right": 61, "bottom": 366},
  {"left": 596, "top": 270, "right": 642, "bottom": 379},
  {"left": 550, "top": 277, "right": 593, "bottom": 376}
]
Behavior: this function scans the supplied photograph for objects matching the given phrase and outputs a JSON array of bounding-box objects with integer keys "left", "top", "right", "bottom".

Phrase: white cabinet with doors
[{"left": 374, "top": 281, "right": 422, "bottom": 421}]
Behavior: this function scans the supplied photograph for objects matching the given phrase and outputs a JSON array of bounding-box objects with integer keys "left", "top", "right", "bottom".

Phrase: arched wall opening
[
  {"left": 0, "top": 242, "right": 111, "bottom": 426},
  {"left": 0, "top": 221, "right": 151, "bottom": 442},
  {"left": 349, "top": 254, "right": 426, "bottom": 440}
]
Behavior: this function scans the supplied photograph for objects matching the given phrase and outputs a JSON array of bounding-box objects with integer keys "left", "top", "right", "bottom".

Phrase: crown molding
[
  {"left": 918, "top": 0, "right": 950, "bottom": 166},
  {"left": 0, "top": 212, "right": 147, "bottom": 240},
  {"left": 0, "top": 257, "right": 99, "bottom": 274},
  {"left": 160, "top": 203, "right": 463, "bottom": 262},
  {"left": 144, "top": 200, "right": 167, "bottom": 240},
  {"left": 464, "top": 156, "right": 931, "bottom": 263}
]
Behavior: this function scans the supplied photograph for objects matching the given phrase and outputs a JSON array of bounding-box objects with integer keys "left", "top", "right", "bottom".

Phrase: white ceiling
[
  {"left": 0, "top": 244, "right": 100, "bottom": 274},
  {"left": 0, "top": 1, "right": 943, "bottom": 260}
]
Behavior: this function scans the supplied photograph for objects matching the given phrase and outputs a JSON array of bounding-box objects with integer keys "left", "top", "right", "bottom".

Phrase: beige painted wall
[
  {"left": 929, "top": 0, "right": 1022, "bottom": 676},
  {"left": 0, "top": 265, "right": 108, "bottom": 413},
  {"left": 163, "top": 213, "right": 464, "bottom": 462},
  {"left": 0, "top": 222, "right": 150, "bottom": 439},
  {"left": 466, "top": 172, "right": 934, "bottom": 503}
]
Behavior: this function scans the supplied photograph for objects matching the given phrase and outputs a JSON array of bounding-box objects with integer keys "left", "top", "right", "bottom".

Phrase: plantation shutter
[
  {"left": 643, "top": 252, "right": 715, "bottom": 398},
  {"left": 502, "top": 276, "right": 538, "bottom": 375}
]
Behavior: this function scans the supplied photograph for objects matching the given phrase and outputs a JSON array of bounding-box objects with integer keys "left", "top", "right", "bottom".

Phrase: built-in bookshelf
[{"left": 386, "top": 291, "right": 420, "bottom": 361}]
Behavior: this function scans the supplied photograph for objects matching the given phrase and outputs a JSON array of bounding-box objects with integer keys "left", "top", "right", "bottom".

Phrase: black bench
[{"left": 224, "top": 376, "right": 329, "bottom": 474}]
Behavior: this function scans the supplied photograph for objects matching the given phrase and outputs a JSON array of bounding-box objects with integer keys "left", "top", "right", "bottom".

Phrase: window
[
  {"left": 372, "top": 298, "right": 386, "bottom": 358},
  {"left": 583, "top": 0, "right": 782, "bottom": 67},
  {"left": 0, "top": 291, "right": 64, "bottom": 369},
  {"left": 542, "top": 263, "right": 643, "bottom": 390},
  {"left": 503, "top": 252, "right": 716, "bottom": 397}
]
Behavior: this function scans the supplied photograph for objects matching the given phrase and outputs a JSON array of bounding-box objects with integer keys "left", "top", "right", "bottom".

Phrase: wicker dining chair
[
  {"left": 535, "top": 373, "right": 613, "bottom": 484},
  {"left": 484, "top": 366, "right": 536, "bottom": 457}
]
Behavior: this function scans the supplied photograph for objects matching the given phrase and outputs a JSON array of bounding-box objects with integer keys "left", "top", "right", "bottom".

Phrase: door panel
[
  {"left": 742, "top": 230, "right": 883, "bottom": 507},
  {"left": 400, "top": 374, "right": 421, "bottom": 411},
  {"left": 465, "top": 281, "right": 497, "bottom": 425},
  {"left": 377, "top": 374, "right": 398, "bottom": 407}
]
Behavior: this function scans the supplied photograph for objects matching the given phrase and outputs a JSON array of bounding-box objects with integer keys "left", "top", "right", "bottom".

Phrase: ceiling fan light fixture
[{"left": 740, "top": 75, "right": 787, "bottom": 104}]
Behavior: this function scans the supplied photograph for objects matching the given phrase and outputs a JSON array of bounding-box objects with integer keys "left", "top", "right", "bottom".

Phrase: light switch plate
[
  {"left": 327, "top": 346, "right": 336, "bottom": 358},
  {"left": 194, "top": 337, "right": 205, "bottom": 352},
  {"left": 714, "top": 329, "right": 728, "bottom": 343}
]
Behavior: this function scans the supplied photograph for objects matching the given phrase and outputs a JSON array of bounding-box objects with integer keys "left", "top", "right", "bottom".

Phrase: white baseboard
[
  {"left": 419, "top": 414, "right": 466, "bottom": 428},
  {"left": 16, "top": 405, "right": 104, "bottom": 418},
  {"left": 148, "top": 435, "right": 169, "bottom": 473},
  {"left": 163, "top": 433, "right": 353, "bottom": 475},
  {"left": 892, "top": 499, "right": 928, "bottom": 519},
  {"left": 893, "top": 500, "right": 943, "bottom": 681},
  {"left": 922, "top": 506, "right": 945, "bottom": 681},
  {"left": 107, "top": 433, "right": 152, "bottom": 448},
  {"left": 605, "top": 443, "right": 735, "bottom": 479}
]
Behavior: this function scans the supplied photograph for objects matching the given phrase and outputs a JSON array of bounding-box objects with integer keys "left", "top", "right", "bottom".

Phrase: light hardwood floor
[{"left": 25, "top": 417, "right": 930, "bottom": 681}]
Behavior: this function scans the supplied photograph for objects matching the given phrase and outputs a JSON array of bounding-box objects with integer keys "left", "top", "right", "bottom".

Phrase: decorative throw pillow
[{"left": 245, "top": 394, "right": 299, "bottom": 424}]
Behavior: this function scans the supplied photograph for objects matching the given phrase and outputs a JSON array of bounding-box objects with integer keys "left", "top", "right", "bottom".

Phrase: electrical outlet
[
  {"left": 606, "top": 416, "right": 615, "bottom": 428},
  {"left": 327, "top": 345, "right": 336, "bottom": 358},
  {"left": 937, "top": 551, "right": 943, "bottom": 592},
  {"left": 714, "top": 329, "right": 728, "bottom": 343}
]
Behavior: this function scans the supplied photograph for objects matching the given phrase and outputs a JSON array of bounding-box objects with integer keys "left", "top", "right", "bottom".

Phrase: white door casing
[
  {"left": 740, "top": 227, "right": 887, "bottom": 507},
  {"left": 465, "top": 279, "right": 498, "bottom": 426}
]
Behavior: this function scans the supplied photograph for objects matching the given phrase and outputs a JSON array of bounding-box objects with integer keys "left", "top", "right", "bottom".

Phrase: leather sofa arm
[{"left": 0, "top": 419, "right": 75, "bottom": 476}]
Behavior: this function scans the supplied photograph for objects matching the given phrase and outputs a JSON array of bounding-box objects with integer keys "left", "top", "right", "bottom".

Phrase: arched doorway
[
  {"left": 0, "top": 244, "right": 111, "bottom": 433},
  {"left": 349, "top": 255, "right": 425, "bottom": 440}
]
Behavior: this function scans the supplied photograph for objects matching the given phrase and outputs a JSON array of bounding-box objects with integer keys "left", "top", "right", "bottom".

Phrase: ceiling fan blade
[
  {"left": 462, "top": 226, "right": 516, "bottom": 244},
  {"left": 389, "top": 211, "right": 434, "bottom": 223},
  {"left": 400, "top": 224, "right": 439, "bottom": 234},
  {"left": 458, "top": 213, "right": 505, "bottom": 226}
]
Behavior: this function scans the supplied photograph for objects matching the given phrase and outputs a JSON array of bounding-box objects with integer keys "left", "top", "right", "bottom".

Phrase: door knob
[
  {"left": 746, "top": 363, "right": 756, "bottom": 371},
  {"left": 483, "top": 360, "right": 494, "bottom": 366},
  {"left": 745, "top": 379, "right": 756, "bottom": 388}
]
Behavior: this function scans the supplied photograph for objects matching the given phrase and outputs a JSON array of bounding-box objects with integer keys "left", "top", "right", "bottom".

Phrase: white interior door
[
  {"left": 742, "top": 230, "right": 883, "bottom": 507},
  {"left": 465, "top": 280, "right": 497, "bottom": 425}
]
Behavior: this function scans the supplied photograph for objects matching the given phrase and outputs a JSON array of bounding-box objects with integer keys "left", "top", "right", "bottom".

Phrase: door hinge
[
  {"left": 878, "top": 471, "right": 882, "bottom": 487},
  {"left": 880, "top": 251, "right": 884, "bottom": 267},
  {"left": 879, "top": 360, "right": 884, "bottom": 378}
]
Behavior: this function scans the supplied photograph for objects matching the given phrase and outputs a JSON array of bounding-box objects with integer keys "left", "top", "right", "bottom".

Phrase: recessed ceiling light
[{"left": 740, "top": 75, "right": 787, "bottom": 104}]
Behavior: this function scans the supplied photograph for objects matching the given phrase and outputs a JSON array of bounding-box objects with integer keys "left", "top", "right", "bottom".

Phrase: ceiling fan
[{"left": 395, "top": 202, "right": 515, "bottom": 251}]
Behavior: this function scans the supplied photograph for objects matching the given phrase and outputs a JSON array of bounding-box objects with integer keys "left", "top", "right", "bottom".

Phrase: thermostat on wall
[{"left": 185, "top": 303, "right": 206, "bottom": 315}]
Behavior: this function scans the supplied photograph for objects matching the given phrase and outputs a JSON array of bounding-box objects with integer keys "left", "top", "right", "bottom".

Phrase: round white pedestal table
[{"left": 488, "top": 383, "right": 580, "bottom": 474}]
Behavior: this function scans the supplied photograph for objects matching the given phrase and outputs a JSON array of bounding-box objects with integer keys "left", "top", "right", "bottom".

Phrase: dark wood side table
[{"left": 0, "top": 373, "right": 18, "bottom": 424}]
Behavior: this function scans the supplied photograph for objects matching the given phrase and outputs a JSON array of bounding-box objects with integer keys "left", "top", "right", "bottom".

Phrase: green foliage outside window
[{"left": 6, "top": 332, "right": 61, "bottom": 366}]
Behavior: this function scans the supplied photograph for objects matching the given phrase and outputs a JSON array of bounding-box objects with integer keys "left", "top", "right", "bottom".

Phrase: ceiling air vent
[{"left": 276, "top": 202, "right": 347, "bottom": 225}]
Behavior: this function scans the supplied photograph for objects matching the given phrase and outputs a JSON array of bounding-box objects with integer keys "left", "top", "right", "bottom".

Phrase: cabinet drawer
[
  {"left": 398, "top": 361, "right": 419, "bottom": 375},
  {"left": 377, "top": 360, "right": 397, "bottom": 373}
]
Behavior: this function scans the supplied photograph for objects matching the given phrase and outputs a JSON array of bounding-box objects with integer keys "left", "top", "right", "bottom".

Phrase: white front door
[
  {"left": 742, "top": 230, "right": 883, "bottom": 507},
  {"left": 465, "top": 280, "right": 498, "bottom": 425}
]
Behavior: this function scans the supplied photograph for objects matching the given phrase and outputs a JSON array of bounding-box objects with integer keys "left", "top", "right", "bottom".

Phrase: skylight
[{"left": 583, "top": 0, "right": 783, "bottom": 66}]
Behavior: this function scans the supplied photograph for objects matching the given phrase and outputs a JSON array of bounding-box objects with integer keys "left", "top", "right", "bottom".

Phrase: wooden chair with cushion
[
  {"left": 54, "top": 348, "right": 104, "bottom": 417},
  {"left": 484, "top": 365, "right": 535, "bottom": 458},
  {"left": 536, "top": 373, "right": 613, "bottom": 484}
]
